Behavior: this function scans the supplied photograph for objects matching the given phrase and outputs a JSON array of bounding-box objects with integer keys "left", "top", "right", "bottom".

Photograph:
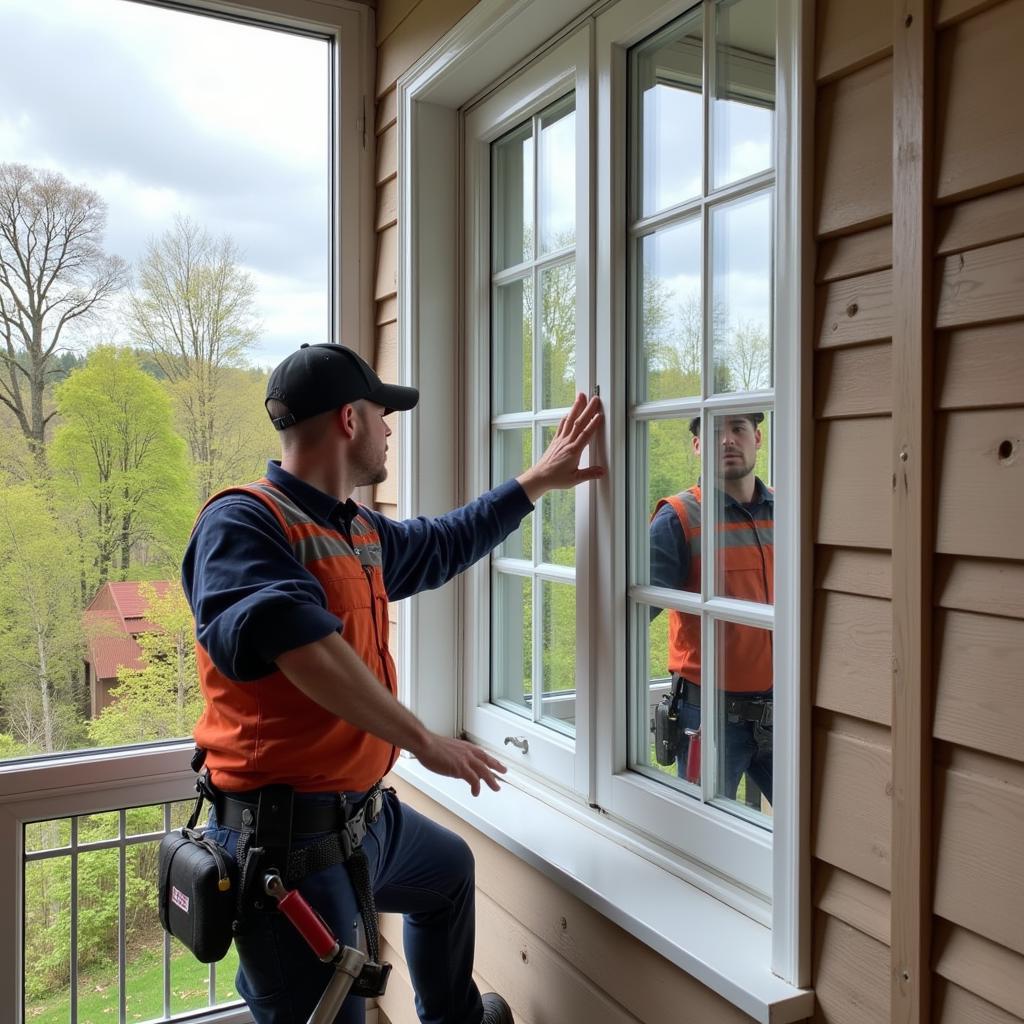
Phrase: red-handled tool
[
  {"left": 684, "top": 728, "right": 701, "bottom": 785},
  {"left": 264, "top": 872, "right": 367, "bottom": 1024}
]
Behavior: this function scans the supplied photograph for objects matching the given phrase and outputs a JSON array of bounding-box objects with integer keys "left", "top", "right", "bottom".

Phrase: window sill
[{"left": 392, "top": 758, "right": 813, "bottom": 1024}]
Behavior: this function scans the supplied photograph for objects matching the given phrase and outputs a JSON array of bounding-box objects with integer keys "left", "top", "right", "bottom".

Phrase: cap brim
[{"left": 369, "top": 382, "right": 419, "bottom": 412}]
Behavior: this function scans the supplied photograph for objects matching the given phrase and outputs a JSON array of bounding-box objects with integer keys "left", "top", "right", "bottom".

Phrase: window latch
[{"left": 503, "top": 736, "right": 529, "bottom": 754}]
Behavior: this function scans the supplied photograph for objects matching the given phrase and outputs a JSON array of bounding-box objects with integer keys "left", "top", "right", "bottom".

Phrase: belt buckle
[{"left": 366, "top": 785, "right": 384, "bottom": 823}]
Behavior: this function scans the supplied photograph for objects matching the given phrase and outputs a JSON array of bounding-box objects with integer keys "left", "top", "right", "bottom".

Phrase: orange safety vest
[
  {"left": 654, "top": 485, "right": 774, "bottom": 694},
  {"left": 192, "top": 479, "right": 398, "bottom": 792}
]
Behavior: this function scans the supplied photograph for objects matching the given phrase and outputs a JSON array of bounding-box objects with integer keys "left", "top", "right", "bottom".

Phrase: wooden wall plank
[
  {"left": 935, "top": 409, "right": 1024, "bottom": 559},
  {"left": 815, "top": 0, "right": 892, "bottom": 83},
  {"left": 815, "top": 343, "right": 893, "bottom": 419},
  {"left": 375, "top": 224, "right": 398, "bottom": 301},
  {"left": 934, "top": 766, "right": 1024, "bottom": 957},
  {"left": 814, "top": 863, "right": 891, "bottom": 945},
  {"left": 816, "top": 225, "right": 893, "bottom": 283},
  {"left": 376, "top": 0, "right": 420, "bottom": 46},
  {"left": 376, "top": 932, "right": 420, "bottom": 1024},
  {"left": 934, "top": 979, "right": 1024, "bottom": 1024},
  {"left": 813, "top": 418, "right": 893, "bottom": 550},
  {"left": 812, "top": 727, "right": 892, "bottom": 889},
  {"left": 377, "top": 294, "right": 398, "bottom": 326},
  {"left": 377, "top": 177, "right": 398, "bottom": 231},
  {"left": 935, "top": 556, "right": 1024, "bottom": 620},
  {"left": 935, "top": 0, "right": 1024, "bottom": 202},
  {"left": 936, "top": 185, "right": 1024, "bottom": 256},
  {"left": 376, "top": 87, "right": 398, "bottom": 135},
  {"left": 815, "top": 58, "right": 894, "bottom": 237},
  {"left": 934, "top": 919, "right": 1024, "bottom": 1020},
  {"left": 937, "top": 323, "right": 1024, "bottom": 411},
  {"left": 815, "top": 547, "right": 892, "bottom": 599},
  {"left": 816, "top": 270, "right": 893, "bottom": 349},
  {"left": 933, "top": 609, "right": 1024, "bottom": 762},
  {"left": 937, "top": 0, "right": 1015, "bottom": 27},
  {"left": 813, "top": 592, "right": 892, "bottom": 725},
  {"left": 812, "top": 912, "right": 891, "bottom": 1023},
  {"left": 936, "top": 238, "right": 1024, "bottom": 330},
  {"left": 377, "top": 123, "right": 398, "bottom": 185}
]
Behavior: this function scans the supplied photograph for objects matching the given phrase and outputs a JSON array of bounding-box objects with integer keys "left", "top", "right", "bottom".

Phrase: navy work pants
[{"left": 209, "top": 789, "right": 484, "bottom": 1024}]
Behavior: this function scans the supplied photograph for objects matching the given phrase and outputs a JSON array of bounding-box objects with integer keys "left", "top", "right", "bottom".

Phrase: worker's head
[
  {"left": 688, "top": 412, "right": 764, "bottom": 482},
  {"left": 265, "top": 343, "right": 419, "bottom": 485}
]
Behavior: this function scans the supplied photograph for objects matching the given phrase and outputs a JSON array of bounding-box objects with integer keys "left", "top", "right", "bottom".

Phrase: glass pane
[
  {"left": 25, "top": 818, "right": 71, "bottom": 854},
  {"left": 79, "top": 810, "right": 120, "bottom": 843},
  {"left": 493, "top": 121, "right": 534, "bottom": 271},
  {"left": 494, "top": 428, "right": 533, "bottom": 561},
  {"left": 540, "top": 262, "right": 577, "bottom": 410},
  {"left": 714, "top": 620, "right": 773, "bottom": 818},
  {"left": 636, "top": 10, "right": 704, "bottom": 216},
  {"left": 705, "top": 410, "right": 774, "bottom": 603},
  {"left": 639, "top": 219, "right": 702, "bottom": 402},
  {"left": 493, "top": 276, "right": 533, "bottom": 414},
  {"left": 637, "top": 603, "right": 700, "bottom": 788},
  {"left": 539, "top": 580, "right": 575, "bottom": 734},
  {"left": 24, "top": 856, "right": 72, "bottom": 1020},
  {"left": 541, "top": 425, "right": 575, "bottom": 568},
  {"left": 644, "top": 418, "right": 702, "bottom": 585},
  {"left": 491, "top": 572, "right": 532, "bottom": 718},
  {"left": 538, "top": 97, "right": 576, "bottom": 254},
  {"left": 713, "top": 0, "right": 776, "bottom": 188},
  {"left": 711, "top": 190, "right": 772, "bottom": 394}
]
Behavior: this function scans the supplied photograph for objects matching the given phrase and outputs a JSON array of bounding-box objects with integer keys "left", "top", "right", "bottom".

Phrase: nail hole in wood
[
  {"left": 905, "top": 14, "right": 913, "bottom": 27},
  {"left": 998, "top": 439, "right": 1014, "bottom": 462}
]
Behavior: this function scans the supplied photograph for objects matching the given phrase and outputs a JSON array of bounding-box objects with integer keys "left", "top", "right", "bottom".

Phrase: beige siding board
[
  {"left": 939, "top": 742, "right": 1024, "bottom": 792},
  {"left": 934, "top": 610, "right": 1024, "bottom": 762},
  {"left": 816, "top": 225, "right": 892, "bottom": 283},
  {"left": 814, "top": 708, "right": 892, "bottom": 748},
  {"left": 815, "top": 546, "right": 892, "bottom": 599},
  {"left": 816, "top": 270, "right": 893, "bottom": 350},
  {"left": 935, "top": 409, "right": 1024, "bottom": 559},
  {"left": 937, "top": 0, "right": 1016, "bottom": 27},
  {"left": 812, "top": 727, "right": 891, "bottom": 889},
  {"left": 934, "top": 765, "right": 1024, "bottom": 956},
  {"left": 377, "top": 123, "right": 398, "bottom": 185},
  {"left": 375, "top": 224, "right": 398, "bottom": 301},
  {"left": 936, "top": 185, "right": 1024, "bottom": 256},
  {"left": 377, "top": 176, "right": 398, "bottom": 231},
  {"left": 815, "top": 0, "right": 892, "bottom": 83},
  {"left": 936, "top": 238, "right": 1024, "bottom": 330},
  {"left": 814, "top": 863, "right": 891, "bottom": 945},
  {"left": 813, "top": 591, "right": 892, "bottom": 725},
  {"left": 937, "top": 323, "right": 1024, "bottom": 410},
  {"left": 812, "top": 912, "right": 891, "bottom": 1023},
  {"left": 934, "top": 919, "right": 1024, "bottom": 1020},
  {"left": 815, "top": 58, "right": 893, "bottom": 238},
  {"left": 935, "top": 979, "right": 1024, "bottom": 1024},
  {"left": 376, "top": 0, "right": 419, "bottom": 46},
  {"left": 814, "top": 417, "right": 892, "bottom": 549},
  {"left": 377, "top": 0, "right": 480, "bottom": 94},
  {"left": 936, "top": 556, "right": 1024, "bottom": 620},
  {"left": 376, "top": 87, "right": 398, "bottom": 135},
  {"left": 376, "top": 932, "right": 419, "bottom": 1024},
  {"left": 815, "top": 343, "right": 892, "bottom": 419},
  {"left": 377, "top": 294, "right": 398, "bottom": 326},
  {"left": 936, "top": 1, "right": 1024, "bottom": 202}
]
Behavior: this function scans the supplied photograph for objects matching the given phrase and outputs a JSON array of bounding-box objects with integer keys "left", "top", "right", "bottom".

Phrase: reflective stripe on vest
[
  {"left": 654, "top": 485, "right": 774, "bottom": 694},
  {"left": 192, "top": 479, "right": 398, "bottom": 792}
]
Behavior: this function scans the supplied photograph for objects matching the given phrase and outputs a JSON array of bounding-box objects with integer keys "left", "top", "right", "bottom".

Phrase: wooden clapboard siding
[
  {"left": 933, "top": 762, "right": 1024, "bottom": 957},
  {"left": 814, "top": 0, "right": 892, "bottom": 84},
  {"left": 936, "top": 323, "right": 1024, "bottom": 410},
  {"left": 816, "top": 225, "right": 892, "bottom": 284},
  {"left": 936, "top": 185, "right": 1024, "bottom": 256},
  {"left": 813, "top": 417, "right": 892, "bottom": 549},
  {"left": 814, "top": 863, "right": 891, "bottom": 946},
  {"left": 934, "top": 979, "right": 1024, "bottom": 1024},
  {"left": 815, "top": 270, "right": 893, "bottom": 350},
  {"left": 935, "top": 556, "right": 1024, "bottom": 620},
  {"left": 815, "top": 546, "right": 892, "bottom": 600},
  {"left": 815, "top": 58, "right": 893, "bottom": 237},
  {"left": 935, "top": 0, "right": 1024, "bottom": 202},
  {"left": 935, "top": 238, "right": 1024, "bottom": 330},
  {"left": 933, "top": 919, "right": 1024, "bottom": 1020},
  {"left": 815, "top": 343, "right": 893, "bottom": 419},
  {"left": 811, "top": 912, "right": 890, "bottom": 1023},
  {"left": 934, "top": 408, "right": 1024, "bottom": 560}
]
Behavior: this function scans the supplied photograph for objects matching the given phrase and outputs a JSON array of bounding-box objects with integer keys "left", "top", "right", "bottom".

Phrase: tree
[
  {"left": 49, "top": 347, "right": 194, "bottom": 597},
  {"left": 88, "top": 583, "right": 202, "bottom": 746},
  {"left": 0, "top": 481, "right": 85, "bottom": 754},
  {"left": 0, "top": 163, "right": 128, "bottom": 461},
  {"left": 728, "top": 319, "right": 772, "bottom": 392},
  {"left": 127, "top": 216, "right": 260, "bottom": 501}
]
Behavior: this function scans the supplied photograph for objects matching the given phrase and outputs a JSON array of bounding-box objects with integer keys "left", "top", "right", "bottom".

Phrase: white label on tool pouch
[{"left": 171, "top": 886, "right": 190, "bottom": 913}]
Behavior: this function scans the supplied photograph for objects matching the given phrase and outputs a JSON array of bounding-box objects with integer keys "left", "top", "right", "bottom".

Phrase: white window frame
[
  {"left": 0, "top": 0, "right": 374, "bottom": 1018},
  {"left": 396, "top": 0, "right": 811, "bottom": 1005}
]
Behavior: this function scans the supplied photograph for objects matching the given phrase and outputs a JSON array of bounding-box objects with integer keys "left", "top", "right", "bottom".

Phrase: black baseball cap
[
  {"left": 265, "top": 343, "right": 419, "bottom": 430},
  {"left": 689, "top": 412, "right": 765, "bottom": 435}
]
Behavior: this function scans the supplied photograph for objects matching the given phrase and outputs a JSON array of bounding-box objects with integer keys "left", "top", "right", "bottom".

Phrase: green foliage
[
  {"left": 49, "top": 346, "right": 195, "bottom": 591},
  {"left": 89, "top": 583, "right": 202, "bottom": 746}
]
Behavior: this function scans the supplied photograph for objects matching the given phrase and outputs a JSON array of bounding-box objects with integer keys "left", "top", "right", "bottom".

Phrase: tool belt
[{"left": 676, "top": 677, "right": 773, "bottom": 727}]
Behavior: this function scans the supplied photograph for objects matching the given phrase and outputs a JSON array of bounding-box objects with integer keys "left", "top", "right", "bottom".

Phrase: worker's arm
[{"left": 275, "top": 631, "right": 506, "bottom": 796}]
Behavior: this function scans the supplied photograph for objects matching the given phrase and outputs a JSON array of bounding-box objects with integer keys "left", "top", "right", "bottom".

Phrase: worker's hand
[
  {"left": 412, "top": 733, "right": 508, "bottom": 796},
  {"left": 516, "top": 392, "right": 605, "bottom": 502}
]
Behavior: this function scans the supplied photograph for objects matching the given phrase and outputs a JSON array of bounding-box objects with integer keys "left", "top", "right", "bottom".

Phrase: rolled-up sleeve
[{"left": 181, "top": 498, "right": 341, "bottom": 680}]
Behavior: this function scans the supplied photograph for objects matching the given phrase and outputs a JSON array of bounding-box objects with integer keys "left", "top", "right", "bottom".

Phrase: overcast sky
[{"left": 0, "top": 0, "right": 330, "bottom": 368}]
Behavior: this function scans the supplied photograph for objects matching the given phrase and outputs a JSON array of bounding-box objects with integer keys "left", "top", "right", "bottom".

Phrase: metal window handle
[{"left": 503, "top": 736, "right": 529, "bottom": 754}]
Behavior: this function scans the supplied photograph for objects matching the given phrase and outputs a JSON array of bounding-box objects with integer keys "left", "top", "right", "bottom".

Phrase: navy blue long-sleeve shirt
[{"left": 182, "top": 461, "right": 534, "bottom": 681}]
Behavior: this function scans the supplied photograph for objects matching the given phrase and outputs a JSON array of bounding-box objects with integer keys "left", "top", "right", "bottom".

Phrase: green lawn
[{"left": 25, "top": 940, "right": 241, "bottom": 1024}]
